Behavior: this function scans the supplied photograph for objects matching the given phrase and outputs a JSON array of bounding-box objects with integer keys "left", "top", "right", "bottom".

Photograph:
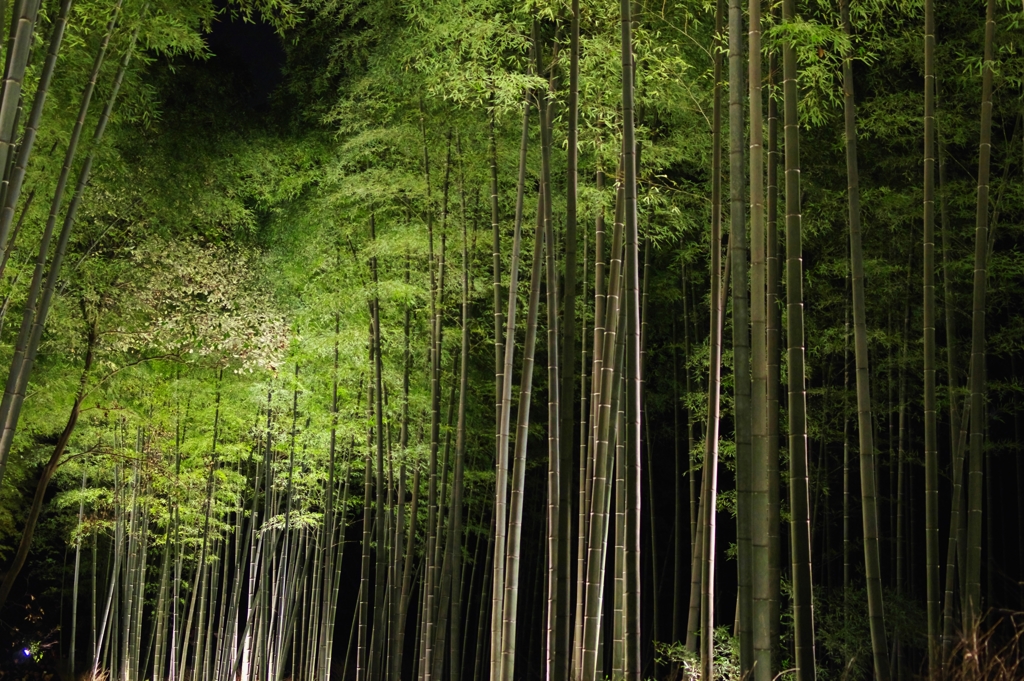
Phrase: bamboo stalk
[
  {"left": 490, "top": 95, "right": 531, "bottom": 681},
  {"left": 497, "top": 191, "right": 544, "bottom": 681},
  {"left": 840, "top": 3, "right": 889, "bottom": 675},
  {"left": 964, "top": 0, "right": 996, "bottom": 635},
  {"left": 782, "top": 0, "right": 816, "bottom": 673}
]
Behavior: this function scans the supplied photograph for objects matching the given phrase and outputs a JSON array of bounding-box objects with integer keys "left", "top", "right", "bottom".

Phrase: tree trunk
[{"left": 0, "top": 316, "right": 96, "bottom": 610}]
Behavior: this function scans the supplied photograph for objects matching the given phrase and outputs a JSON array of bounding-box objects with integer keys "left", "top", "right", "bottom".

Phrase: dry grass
[{"left": 939, "top": 612, "right": 1024, "bottom": 681}]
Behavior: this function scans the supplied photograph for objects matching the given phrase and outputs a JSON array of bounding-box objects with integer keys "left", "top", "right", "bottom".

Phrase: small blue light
[{"left": 22, "top": 648, "right": 30, "bottom": 657}]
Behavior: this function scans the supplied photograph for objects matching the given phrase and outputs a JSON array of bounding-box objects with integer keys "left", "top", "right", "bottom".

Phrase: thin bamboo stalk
[
  {"left": 490, "top": 96, "right": 531, "bottom": 681},
  {"left": 840, "top": 3, "right": 889, "bottom": 675},
  {"left": 497, "top": 192, "right": 544, "bottom": 681},
  {"left": 581, "top": 167, "right": 626, "bottom": 681},
  {"left": 921, "top": 0, "right": 940, "bottom": 671},
  {"left": 0, "top": 0, "right": 123, "bottom": 496}
]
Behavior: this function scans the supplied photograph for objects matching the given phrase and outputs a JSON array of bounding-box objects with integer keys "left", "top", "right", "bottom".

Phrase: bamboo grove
[{"left": 0, "top": 0, "right": 1023, "bottom": 680}]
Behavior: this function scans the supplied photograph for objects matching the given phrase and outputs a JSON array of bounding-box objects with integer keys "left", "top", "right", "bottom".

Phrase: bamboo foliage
[{"left": 0, "top": 0, "right": 124, "bottom": 496}]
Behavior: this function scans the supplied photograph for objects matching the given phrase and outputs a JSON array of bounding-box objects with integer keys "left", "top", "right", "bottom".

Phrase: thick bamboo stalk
[
  {"left": 0, "top": 0, "right": 72, "bottom": 271},
  {"left": 613, "top": 369, "right": 626, "bottom": 679},
  {"left": 749, "top": 0, "right": 770, "bottom": 673},
  {"left": 0, "top": 0, "right": 123, "bottom": 493},
  {"left": 782, "top": 0, "right": 816, "bottom": 674},
  {"left": 621, "top": 0, "right": 642, "bottom": 673},
  {"left": 765, "top": 28, "right": 782, "bottom": 665},
  {"left": 0, "top": 0, "right": 38, "bottom": 191},
  {"left": 555, "top": 3, "right": 581, "bottom": 678},
  {"left": 964, "top": 0, "right": 995, "bottom": 634},
  {"left": 728, "top": 0, "right": 752, "bottom": 668}
]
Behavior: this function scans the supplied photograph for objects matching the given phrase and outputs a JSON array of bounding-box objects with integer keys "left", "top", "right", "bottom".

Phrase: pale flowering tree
[{"left": 0, "top": 235, "right": 287, "bottom": 610}]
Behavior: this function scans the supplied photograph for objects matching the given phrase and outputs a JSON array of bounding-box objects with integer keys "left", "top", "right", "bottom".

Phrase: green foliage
[
  {"left": 813, "top": 587, "right": 927, "bottom": 681},
  {"left": 655, "top": 626, "right": 743, "bottom": 680}
]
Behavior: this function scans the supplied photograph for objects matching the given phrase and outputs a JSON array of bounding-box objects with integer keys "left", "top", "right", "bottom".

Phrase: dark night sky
[{"left": 205, "top": 6, "right": 286, "bottom": 110}]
